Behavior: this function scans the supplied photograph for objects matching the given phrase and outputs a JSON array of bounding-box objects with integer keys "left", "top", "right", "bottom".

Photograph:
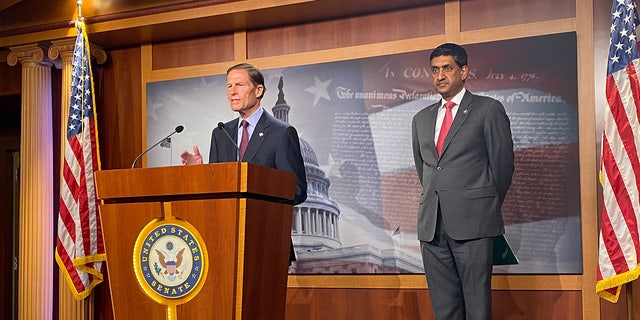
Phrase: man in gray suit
[
  {"left": 412, "top": 43, "right": 514, "bottom": 320},
  {"left": 181, "top": 63, "right": 307, "bottom": 262}
]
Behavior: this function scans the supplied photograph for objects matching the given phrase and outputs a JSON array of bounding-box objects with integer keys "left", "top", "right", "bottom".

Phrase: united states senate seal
[{"left": 133, "top": 217, "right": 208, "bottom": 305}]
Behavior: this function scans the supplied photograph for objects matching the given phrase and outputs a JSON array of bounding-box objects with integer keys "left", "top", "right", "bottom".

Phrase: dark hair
[
  {"left": 430, "top": 43, "right": 468, "bottom": 68},
  {"left": 227, "top": 63, "right": 266, "bottom": 98}
]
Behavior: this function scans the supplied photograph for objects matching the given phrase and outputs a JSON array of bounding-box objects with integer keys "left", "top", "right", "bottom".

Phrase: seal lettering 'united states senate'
[{"left": 134, "top": 222, "right": 206, "bottom": 301}]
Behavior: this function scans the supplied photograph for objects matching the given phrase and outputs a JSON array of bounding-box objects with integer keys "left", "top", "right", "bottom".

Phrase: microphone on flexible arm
[
  {"left": 217, "top": 122, "right": 241, "bottom": 162},
  {"left": 131, "top": 125, "right": 184, "bottom": 168}
]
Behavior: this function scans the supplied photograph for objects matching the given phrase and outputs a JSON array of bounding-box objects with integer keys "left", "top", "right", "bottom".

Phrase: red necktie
[
  {"left": 436, "top": 101, "right": 456, "bottom": 155},
  {"left": 239, "top": 120, "right": 249, "bottom": 160}
]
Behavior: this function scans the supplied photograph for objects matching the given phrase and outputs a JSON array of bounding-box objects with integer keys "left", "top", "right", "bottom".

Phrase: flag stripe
[
  {"left": 55, "top": 21, "right": 105, "bottom": 300},
  {"left": 605, "top": 75, "right": 640, "bottom": 258},
  {"left": 601, "top": 158, "right": 631, "bottom": 275},
  {"left": 611, "top": 65, "right": 640, "bottom": 186}
]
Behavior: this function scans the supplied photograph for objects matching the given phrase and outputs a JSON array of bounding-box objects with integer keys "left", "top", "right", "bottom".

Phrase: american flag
[
  {"left": 597, "top": 0, "right": 640, "bottom": 303},
  {"left": 55, "top": 21, "right": 105, "bottom": 300}
]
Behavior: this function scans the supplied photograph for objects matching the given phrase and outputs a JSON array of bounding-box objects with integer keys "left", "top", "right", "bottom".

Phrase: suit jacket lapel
[
  {"left": 224, "top": 119, "right": 240, "bottom": 161},
  {"left": 425, "top": 103, "right": 439, "bottom": 158},
  {"left": 242, "top": 112, "right": 270, "bottom": 161}
]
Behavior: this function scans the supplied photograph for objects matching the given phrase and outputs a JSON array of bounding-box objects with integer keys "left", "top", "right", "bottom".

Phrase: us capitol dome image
[{"left": 271, "top": 77, "right": 422, "bottom": 274}]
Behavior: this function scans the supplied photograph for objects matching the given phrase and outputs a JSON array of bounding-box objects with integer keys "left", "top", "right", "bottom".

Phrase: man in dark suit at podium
[
  {"left": 411, "top": 43, "right": 514, "bottom": 320},
  {"left": 180, "top": 63, "right": 307, "bottom": 263}
]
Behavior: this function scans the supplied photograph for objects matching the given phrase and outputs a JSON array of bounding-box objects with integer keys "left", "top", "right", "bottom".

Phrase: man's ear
[
  {"left": 460, "top": 65, "right": 469, "bottom": 81},
  {"left": 256, "top": 85, "right": 265, "bottom": 98}
]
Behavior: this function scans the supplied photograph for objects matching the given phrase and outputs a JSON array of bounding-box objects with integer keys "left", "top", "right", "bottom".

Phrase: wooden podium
[{"left": 95, "top": 162, "right": 296, "bottom": 320}]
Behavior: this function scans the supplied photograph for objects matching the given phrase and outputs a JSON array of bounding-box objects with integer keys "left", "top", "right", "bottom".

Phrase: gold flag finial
[{"left": 76, "top": 0, "right": 83, "bottom": 22}]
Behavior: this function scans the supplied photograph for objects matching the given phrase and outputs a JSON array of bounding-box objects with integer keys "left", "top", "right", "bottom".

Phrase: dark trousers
[{"left": 420, "top": 209, "right": 495, "bottom": 320}]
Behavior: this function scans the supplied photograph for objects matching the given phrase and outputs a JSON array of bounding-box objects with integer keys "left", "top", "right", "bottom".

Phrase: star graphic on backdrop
[
  {"left": 304, "top": 76, "right": 332, "bottom": 107},
  {"left": 322, "top": 152, "right": 346, "bottom": 179}
]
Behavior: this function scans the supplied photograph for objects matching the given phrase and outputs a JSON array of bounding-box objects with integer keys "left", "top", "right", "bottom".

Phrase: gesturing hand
[{"left": 180, "top": 145, "right": 203, "bottom": 165}]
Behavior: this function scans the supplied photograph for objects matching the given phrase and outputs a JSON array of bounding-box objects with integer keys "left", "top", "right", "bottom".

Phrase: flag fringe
[
  {"left": 73, "top": 253, "right": 107, "bottom": 267},
  {"left": 55, "top": 251, "right": 105, "bottom": 301},
  {"left": 596, "top": 266, "right": 640, "bottom": 303},
  {"left": 74, "top": 253, "right": 107, "bottom": 279}
]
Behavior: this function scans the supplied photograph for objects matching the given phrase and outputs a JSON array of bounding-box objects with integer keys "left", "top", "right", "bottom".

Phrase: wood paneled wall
[
  {"left": 0, "top": 58, "right": 21, "bottom": 95},
  {"left": 96, "top": 47, "right": 144, "bottom": 170},
  {"left": 459, "top": 0, "right": 576, "bottom": 31},
  {"left": 246, "top": 6, "right": 444, "bottom": 58},
  {"left": 91, "top": 0, "right": 621, "bottom": 319},
  {"left": 285, "top": 288, "right": 582, "bottom": 319}
]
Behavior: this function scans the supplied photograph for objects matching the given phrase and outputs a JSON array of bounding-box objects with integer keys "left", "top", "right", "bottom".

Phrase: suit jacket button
[{"left": 436, "top": 166, "right": 442, "bottom": 171}]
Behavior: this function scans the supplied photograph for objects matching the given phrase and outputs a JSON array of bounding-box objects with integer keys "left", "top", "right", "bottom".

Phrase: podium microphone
[
  {"left": 131, "top": 125, "right": 184, "bottom": 168},
  {"left": 217, "top": 122, "right": 240, "bottom": 162}
]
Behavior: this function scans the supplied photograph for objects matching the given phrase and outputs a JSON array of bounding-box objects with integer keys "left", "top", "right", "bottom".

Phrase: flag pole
[
  {"left": 77, "top": 0, "right": 83, "bottom": 22},
  {"left": 80, "top": 2, "right": 89, "bottom": 316},
  {"left": 627, "top": 283, "right": 633, "bottom": 320},
  {"left": 78, "top": 4, "right": 95, "bottom": 319}
]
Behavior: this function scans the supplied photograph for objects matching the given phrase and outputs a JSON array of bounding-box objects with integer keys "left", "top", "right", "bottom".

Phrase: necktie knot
[
  {"left": 444, "top": 101, "right": 456, "bottom": 110},
  {"left": 241, "top": 119, "right": 249, "bottom": 128}
]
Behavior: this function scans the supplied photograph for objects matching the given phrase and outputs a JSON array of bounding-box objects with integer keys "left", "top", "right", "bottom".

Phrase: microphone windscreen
[
  {"left": 217, "top": 122, "right": 225, "bottom": 129},
  {"left": 175, "top": 125, "right": 184, "bottom": 133}
]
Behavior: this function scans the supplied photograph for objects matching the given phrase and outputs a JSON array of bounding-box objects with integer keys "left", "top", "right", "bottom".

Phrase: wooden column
[{"left": 7, "top": 42, "right": 54, "bottom": 320}]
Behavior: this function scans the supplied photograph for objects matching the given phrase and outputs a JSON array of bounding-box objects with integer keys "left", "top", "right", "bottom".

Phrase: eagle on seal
[{"left": 156, "top": 248, "right": 185, "bottom": 275}]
